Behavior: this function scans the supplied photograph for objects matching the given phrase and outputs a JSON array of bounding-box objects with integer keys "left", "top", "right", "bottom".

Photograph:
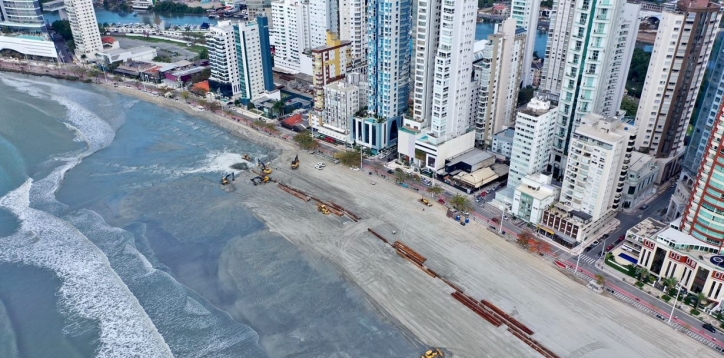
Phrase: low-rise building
[
  {"left": 539, "top": 203, "right": 617, "bottom": 247},
  {"left": 512, "top": 173, "right": 560, "bottom": 224},
  {"left": 96, "top": 46, "right": 157, "bottom": 65},
  {"left": 491, "top": 128, "right": 515, "bottom": 158},
  {"left": 622, "top": 151, "right": 659, "bottom": 209},
  {"left": 624, "top": 217, "right": 667, "bottom": 259}
]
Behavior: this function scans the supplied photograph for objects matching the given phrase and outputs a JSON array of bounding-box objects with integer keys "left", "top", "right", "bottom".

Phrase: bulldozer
[
  {"left": 259, "top": 160, "right": 273, "bottom": 175},
  {"left": 317, "top": 203, "right": 330, "bottom": 215},
  {"left": 421, "top": 348, "right": 444, "bottom": 358},
  {"left": 291, "top": 154, "right": 300, "bottom": 170},
  {"left": 242, "top": 154, "right": 252, "bottom": 161},
  {"left": 418, "top": 198, "right": 433, "bottom": 207}
]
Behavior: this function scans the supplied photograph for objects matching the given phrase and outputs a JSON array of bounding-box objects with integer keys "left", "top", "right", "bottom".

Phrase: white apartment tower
[
  {"left": 65, "top": 0, "right": 102, "bottom": 58},
  {"left": 561, "top": 113, "right": 637, "bottom": 220},
  {"left": 511, "top": 0, "right": 540, "bottom": 87},
  {"left": 547, "top": 0, "right": 640, "bottom": 179},
  {"left": 308, "top": 0, "right": 339, "bottom": 48},
  {"left": 321, "top": 81, "right": 360, "bottom": 135},
  {"left": 635, "top": 0, "right": 721, "bottom": 182},
  {"left": 271, "top": 0, "right": 310, "bottom": 73},
  {"left": 339, "top": 0, "right": 367, "bottom": 61},
  {"left": 208, "top": 22, "right": 241, "bottom": 95},
  {"left": 409, "top": 0, "right": 441, "bottom": 125},
  {"left": 474, "top": 18, "right": 526, "bottom": 147},
  {"left": 541, "top": 0, "right": 576, "bottom": 95},
  {"left": 508, "top": 98, "right": 557, "bottom": 190}
]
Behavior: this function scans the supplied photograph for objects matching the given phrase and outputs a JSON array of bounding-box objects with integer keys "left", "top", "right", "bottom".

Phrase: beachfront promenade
[{"left": 1, "top": 60, "right": 722, "bottom": 357}]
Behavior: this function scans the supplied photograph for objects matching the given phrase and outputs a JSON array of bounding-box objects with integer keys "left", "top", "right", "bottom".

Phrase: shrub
[
  {"left": 635, "top": 281, "right": 644, "bottom": 288},
  {"left": 661, "top": 295, "right": 671, "bottom": 302},
  {"left": 691, "top": 309, "right": 700, "bottom": 316}
]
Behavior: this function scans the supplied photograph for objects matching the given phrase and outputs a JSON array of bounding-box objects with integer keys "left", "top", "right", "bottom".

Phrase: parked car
[
  {"left": 591, "top": 240, "right": 601, "bottom": 247},
  {"left": 489, "top": 225, "right": 498, "bottom": 231},
  {"left": 655, "top": 314, "right": 666, "bottom": 321},
  {"left": 316, "top": 162, "right": 326, "bottom": 167},
  {"left": 438, "top": 198, "right": 446, "bottom": 204},
  {"left": 584, "top": 246, "right": 593, "bottom": 253},
  {"left": 387, "top": 169, "right": 394, "bottom": 174},
  {"left": 492, "top": 218, "right": 499, "bottom": 223},
  {"left": 640, "top": 204, "right": 650, "bottom": 210},
  {"left": 606, "top": 244, "right": 614, "bottom": 251},
  {"left": 703, "top": 323, "right": 717, "bottom": 333},
  {"left": 616, "top": 235, "right": 625, "bottom": 243},
  {"left": 602, "top": 234, "right": 609, "bottom": 239}
]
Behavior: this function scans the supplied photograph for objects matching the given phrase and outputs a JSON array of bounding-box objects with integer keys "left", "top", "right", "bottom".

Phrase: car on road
[
  {"left": 314, "top": 164, "right": 324, "bottom": 170},
  {"left": 584, "top": 246, "right": 593, "bottom": 253},
  {"left": 640, "top": 204, "right": 650, "bottom": 210},
  {"left": 606, "top": 244, "right": 614, "bottom": 251},
  {"left": 489, "top": 225, "right": 498, "bottom": 231},
  {"left": 703, "top": 323, "right": 717, "bottom": 333},
  {"left": 655, "top": 314, "right": 666, "bottom": 321},
  {"left": 387, "top": 169, "right": 394, "bottom": 174},
  {"left": 616, "top": 235, "right": 625, "bottom": 243},
  {"left": 492, "top": 217, "right": 499, "bottom": 223},
  {"left": 591, "top": 240, "right": 601, "bottom": 247},
  {"left": 602, "top": 234, "right": 609, "bottom": 239},
  {"left": 438, "top": 198, "right": 446, "bottom": 204}
]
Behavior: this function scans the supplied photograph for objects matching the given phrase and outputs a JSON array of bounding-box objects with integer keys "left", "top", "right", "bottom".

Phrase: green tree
[
  {"left": 180, "top": 91, "right": 190, "bottom": 103},
  {"left": 626, "top": 48, "right": 652, "bottom": 98},
  {"left": 293, "top": 131, "right": 319, "bottom": 150},
  {"left": 517, "top": 85, "right": 535, "bottom": 106},
  {"left": 427, "top": 186, "right": 444, "bottom": 198},
  {"left": 272, "top": 100, "right": 286, "bottom": 118},
  {"left": 190, "top": 68, "right": 211, "bottom": 83},
  {"left": 247, "top": 102, "right": 256, "bottom": 110},
  {"left": 620, "top": 96, "right": 638, "bottom": 118},
  {"left": 51, "top": 20, "right": 73, "bottom": 42},
  {"left": 450, "top": 194, "right": 472, "bottom": 212},
  {"left": 335, "top": 150, "right": 361, "bottom": 167},
  {"left": 695, "top": 292, "right": 707, "bottom": 311},
  {"left": 662, "top": 277, "right": 679, "bottom": 292},
  {"left": 197, "top": 47, "right": 209, "bottom": 60},
  {"left": 394, "top": 170, "right": 407, "bottom": 183},
  {"left": 635, "top": 266, "right": 650, "bottom": 282},
  {"left": 595, "top": 274, "right": 606, "bottom": 286}
]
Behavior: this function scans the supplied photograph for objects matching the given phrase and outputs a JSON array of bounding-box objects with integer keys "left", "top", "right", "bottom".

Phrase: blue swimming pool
[{"left": 619, "top": 253, "right": 638, "bottom": 264}]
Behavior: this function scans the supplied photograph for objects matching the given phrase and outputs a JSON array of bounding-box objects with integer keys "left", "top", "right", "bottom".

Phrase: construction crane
[
  {"left": 291, "top": 154, "right": 299, "bottom": 170},
  {"left": 258, "top": 159, "right": 273, "bottom": 175}
]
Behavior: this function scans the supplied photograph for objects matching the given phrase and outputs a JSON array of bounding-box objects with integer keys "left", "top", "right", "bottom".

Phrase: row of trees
[{"left": 150, "top": 1, "right": 206, "bottom": 14}]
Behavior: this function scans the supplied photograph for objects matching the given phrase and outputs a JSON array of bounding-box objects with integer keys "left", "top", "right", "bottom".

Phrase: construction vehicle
[
  {"left": 220, "top": 172, "right": 235, "bottom": 185},
  {"left": 418, "top": 198, "right": 433, "bottom": 207},
  {"left": 421, "top": 348, "right": 444, "bottom": 358},
  {"left": 242, "top": 154, "right": 252, "bottom": 161},
  {"left": 250, "top": 176, "right": 270, "bottom": 185},
  {"left": 317, "top": 203, "right": 330, "bottom": 215},
  {"left": 258, "top": 160, "right": 273, "bottom": 175},
  {"left": 291, "top": 154, "right": 300, "bottom": 169}
]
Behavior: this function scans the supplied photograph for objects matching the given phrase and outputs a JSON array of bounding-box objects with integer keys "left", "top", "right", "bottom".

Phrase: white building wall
[
  {"left": 271, "top": 0, "right": 310, "bottom": 73},
  {"left": 237, "top": 22, "right": 267, "bottom": 100},
  {"left": 308, "top": 0, "right": 338, "bottom": 49},
  {"left": 541, "top": 0, "right": 576, "bottom": 95},
  {"left": 320, "top": 81, "right": 359, "bottom": 137},
  {"left": 508, "top": 98, "right": 556, "bottom": 190},
  {"left": 65, "top": 0, "right": 102, "bottom": 57},
  {"left": 208, "top": 22, "right": 241, "bottom": 96},
  {"left": 511, "top": 0, "right": 540, "bottom": 87},
  {"left": 339, "top": 0, "right": 367, "bottom": 61},
  {"left": 409, "top": 0, "right": 441, "bottom": 127}
]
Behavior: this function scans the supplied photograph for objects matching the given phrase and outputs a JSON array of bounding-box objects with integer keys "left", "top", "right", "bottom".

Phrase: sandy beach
[{"left": 97, "top": 83, "right": 717, "bottom": 357}]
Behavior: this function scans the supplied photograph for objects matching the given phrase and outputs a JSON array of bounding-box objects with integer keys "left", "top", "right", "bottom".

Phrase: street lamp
[
  {"left": 668, "top": 284, "right": 682, "bottom": 324},
  {"left": 499, "top": 205, "right": 509, "bottom": 234}
]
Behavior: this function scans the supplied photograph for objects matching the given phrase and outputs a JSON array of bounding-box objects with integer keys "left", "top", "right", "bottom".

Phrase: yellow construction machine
[
  {"left": 220, "top": 173, "right": 235, "bottom": 185},
  {"left": 250, "top": 176, "right": 270, "bottom": 185},
  {"left": 418, "top": 198, "right": 433, "bottom": 207},
  {"left": 317, "top": 204, "right": 330, "bottom": 215},
  {"left": 421, "top": 348, "right": 444, "bottom": 358},
  {"left": 291, "top": 154, "right": 299, "bottom": 170},
  {"left": 259, "top": 160, "right": 273, "bottom": 175}
]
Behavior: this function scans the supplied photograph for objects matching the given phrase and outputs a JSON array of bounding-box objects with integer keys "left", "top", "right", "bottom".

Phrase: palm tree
[
  {"left": 635, "top": 266, "right": 650, "bottom": 282},
  {"left": 695, "top": 292, "right": 707, "bottom": 311},
  {"left": 180, "top": 91, "right": 190, "bottom": 103},
  {"left": 427, "top": 186, "right": 444, "bottom": 198},
  {"left": 394, "top": 170, "right": 407, "bottom": 184},
  {"left": 595, "top": 274, "right": 606, "bottom": 286},
  {"left": 662, "top": 277, "right": 679, "bottom": 293},
  {"left": 272, "top": 100, "right": 286, "bottom": 118}
]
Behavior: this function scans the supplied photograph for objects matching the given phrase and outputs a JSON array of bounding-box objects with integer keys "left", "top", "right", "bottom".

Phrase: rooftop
[
  {"left": 517, "top": 182, "right": 559, "bottom": 200},
  {"left": 446, "top": 149, "right": 494, "bottom": 167},
  {"left": 627, "top": 218, "right": 667, "bottom": 238},
  {"left": 493, "top": 128, "right": 515, "bottom": 142},
  {"left": 517, "top": 97, "right": 554, "bottom": 117},
  {"left": 628, "top": 151, "right": 657, "bottom": 173},
  {"left": 658, "top": 227, "right": 718, "bottom": 250}
]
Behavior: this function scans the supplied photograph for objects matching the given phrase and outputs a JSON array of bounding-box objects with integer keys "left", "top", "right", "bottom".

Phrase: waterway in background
[{"left": 0, "top": 73, "right": 421, "bottom": 358}]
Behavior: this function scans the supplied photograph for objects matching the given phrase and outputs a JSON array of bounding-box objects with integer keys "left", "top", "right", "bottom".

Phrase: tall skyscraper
[
  {"left": 474, "top": 18, "right": 526, "bottom": 147},
  {"left": 367, "top": 0, "right": 411, "bottom": 122},
  {"left": 546, "top": 0, "right": 640, "bottom": 179},
  {"left": 540, "top": 0, "right": 576, "bottom": 96},
  {"left": 510, "top": 0, "right": 540, "bottom": 87},
  {"left": 308, "top": 0, "right": 339, "bottom": 49},
  {"left": 0, "top": 0, "right": 58, "bottom": 58},
  {"left": 271, "top": 0, "right": 311, "bottom": 73},
  {"left": 65, "top": 0, "right": 103, "bottom": 58},
  {"left": 311, "top": 32, "right": 352, "bottom": 110},
  {"left": 208, "top": 18, "right": 274, "bottom": 101},
  {"left": 635, "top": 0, "right": 721, "bottom": 182},
  {"left": 339, "top": 0, "right": 367, "bottom": 61}
]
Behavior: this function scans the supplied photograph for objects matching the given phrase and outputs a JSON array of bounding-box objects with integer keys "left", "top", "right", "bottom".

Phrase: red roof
[
  {"left": 282, "top": 113, "right": 303, "bottom": 126},
  {"left": 493, "top": 4, "right": 507, "bottom": 10},
  {"left": 192, "top": 80, "right": 210, "bottom": 92},
  {"left": 101, "top": 36, "right": 117, "bottom": 44}
]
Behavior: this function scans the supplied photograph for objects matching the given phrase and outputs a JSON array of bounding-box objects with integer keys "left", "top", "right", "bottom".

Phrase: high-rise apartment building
[
  {"left": 320, "top": 81, "right": 360, "bottom": 138},
  {"left": 311, "top": 32, "right": 352, "bottom": 110},
  {"left": 409, "top": 0, "right": 441, "bottom": 125},
  {"left": 540, "top": 0, "right": 576, "bottom": 96},
  {"left": 271, "top": 0, "right": 311, "bottom": 73},
  {"left": 339, "top": 0, "right": 367, "bottom": 61},
  {"left": 510, "top": 0, "right": 540, "bottom": 87},
  {"left": 635, "top": 0, "right": 721, "bottom": 182},
  {"left": 308, "top": 0, "right": 338, "bottom": 49},
  {"left": 353, "top": 0, "right": 411, "bottom": 151},
  {"left": 474, "top": 18, "right": 526, "bottom": 147},
  {"left": 560, "top": 113, "right": 637, "bottom": 221},
  {"left": 208, "top": 18, "right": 274, "bottom": 101},
  {"left": 546, "top": 0, "right": 640, "bottom": 179},
  {"left": 0, "top": 0, "right": 58, "bottom": 58},
  {"left": 508, "top": 98, "right": 557, "bottom": 190},
  {"left": 65, "top": 0, "right": 103, "bottom": 58}
]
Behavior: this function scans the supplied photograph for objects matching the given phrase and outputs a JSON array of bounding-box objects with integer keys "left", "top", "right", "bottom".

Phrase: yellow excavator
[
  {"left": 418, "top": 198, "right": 433, "bottom": 207},
  {"left": 317, "top": 203, "right": 330, "bottom": 215},
  {"left": 259, "top": 160, "right": 273, "bottom": 175},
  {"left": 250, "top": 176, "right": 270, "bottom": 185},
  {"left": 421, "top": 348, "right": 444, "bottom": 358},
  {"left": 243, "top": 154, "right": 252, "bottom": 161},
  {"left": 291, "top": 154, "right": 299, "bottom": 170},
  {"left": 220, "top": 172, "right": 235, "bottom": 185}
]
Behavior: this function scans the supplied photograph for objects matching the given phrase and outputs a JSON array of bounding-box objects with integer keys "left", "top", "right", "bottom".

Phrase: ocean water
[{"left": 0, "top": 74, "right": 421, "bottom": 357}]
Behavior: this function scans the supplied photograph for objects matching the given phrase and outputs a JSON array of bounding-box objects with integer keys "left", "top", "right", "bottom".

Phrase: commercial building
[
  {"left": 207, "top": 18, "right": 274, "bottom": 101},
  {"left": 0, "top": 0, "right": 58, "bottom": 59},
  {"left": 507, "top": 98, "right": 556, "bottom": 191},
  {"left": 560, "top": 113, "right": 637, "bottom": 220},
  {"left": 311, "top": 32, "right": 352, "bottom": 110},
  {"left": 65, "top": 0, "right": 103, "bottom": 58},
  {"left": 357, "top": 0, "right": 411, "bottom": 151},
  {"left": 635, "top": 0, "right": 721, "bottom": 183},
  {"left": 96, "top": 46, "right": 157, "bottom": 64},
  {"left": 512, "top": 173, "right": 560, "bottom": 224},
  {"left": 621, "top": 151, "right": 659, "bottom": 209},
  {"left": 271, "top": 0, "right": 312, "bottom": 74},
  {"left": 474, "top": 19, "right": 526, "bottom": 148},
  {"left": 339, "top": 0, "right": 367, "bottom": 61},
  {"left": 510, "top": 0, "right": 540, "bottom": 86},
  {"left": 308, "top": 0, "right": 338, "bottom": 49},
  {"left": 543, "top": 0, "right": 640, "bottom": 178},
  {"left": 491, "top": 128, "right": 515, "bottom": 158}
]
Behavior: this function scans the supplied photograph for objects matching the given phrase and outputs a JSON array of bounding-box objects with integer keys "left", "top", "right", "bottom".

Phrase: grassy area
[
  {"left": 124, "top": 36, "right": 206, "bottom": 54},
  {"left": 605, "top": 258, "right": 635, "bottom": 277}
]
